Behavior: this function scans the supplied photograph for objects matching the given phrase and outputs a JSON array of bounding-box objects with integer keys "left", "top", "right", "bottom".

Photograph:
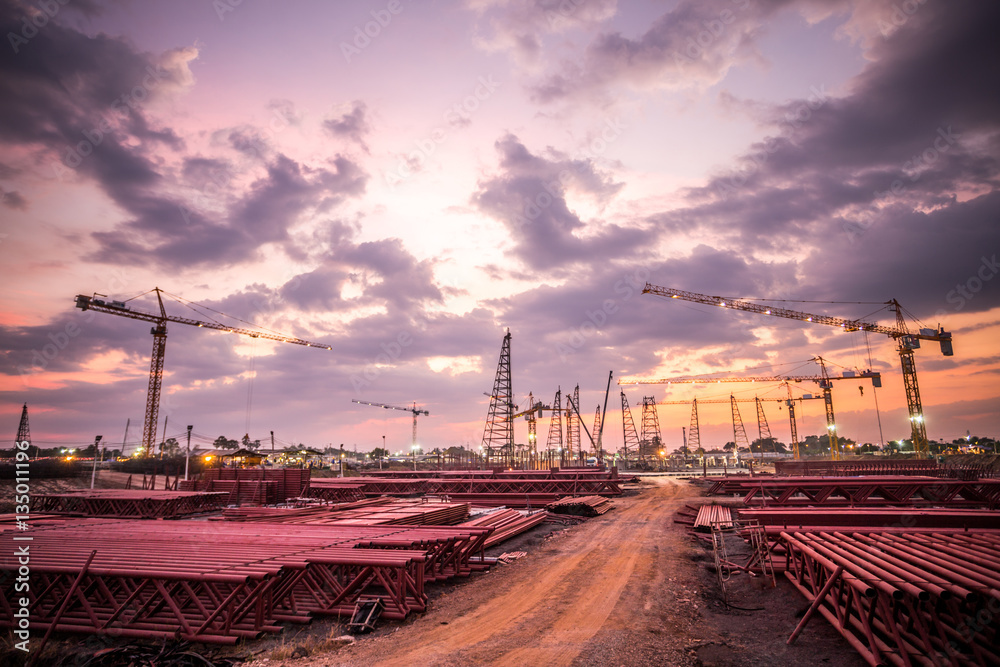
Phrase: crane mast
[
  {"left": 642, "top": 284, "right": 952, "bottom": 458},
  {"left": 75, "top": 288, "right": 331, "bottom": 457},
  {"left": 659, "top": 392, "right": 822, "bottom": 460},
  {"left": 352, "top": 400, "right": 429, "bottom": 449}
]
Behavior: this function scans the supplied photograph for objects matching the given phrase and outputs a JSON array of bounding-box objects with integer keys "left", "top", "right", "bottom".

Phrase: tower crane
[
  {"left": 352, "top": 400, "right": 429, "bottom": 450},
  {"left": 75, "top": 288, "right": 331, "bottom": 457},
  {"left": 659, "top": 393, "right": 824, "bottom": 459},
  {"left": 509, "top": 393, "right": 549, "bottom": 457},
  {"left": 620, "top": 366, "right": 880, "bottom": 460},
  {"left": 641, "top": 284, "right": 952, "bottom": 458}
]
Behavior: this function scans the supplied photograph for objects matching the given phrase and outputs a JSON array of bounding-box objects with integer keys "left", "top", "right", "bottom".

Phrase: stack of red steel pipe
[
  {"left": 706, "top": 475, "right": 1000, "bottom": 508},
  {"left": 425, "top": 477, "right": 622, "bottom": 498},
  {"left": 460, "top": 508, "right": 547, "bottom": 547},
  {"left": 777, "top": 528, "right": 1000, "bottom": 666},
  {"left": 545, "top": 495, "right": 614, "bottom": 517},
  {"left": 309, "top": 477, "right": 429, "bottom": 496},
  {"left": 692, "top": 504, "right": 734, "bottom": 531},
  {"left": 362, "top": 467, "right": 620, "bottom": 480},
  {"left": 29, "top": 490, "right": 229, "bottom": 518},
  {"left": 306, "top": 475, "right": 622, "bottom": 506},
  {"left": 220, "top": 498, "right": 470, "bottom": 526},
  {"left": 296, "top": 480, "right": 368, "bottom": 502},
  {"left": 774, "top": 459, "right": 940, "bottom": 477},
  {"left": 0, "top": 519, "right": 493, "bottom": 644},
  {"left": 738, "top": 506, "right": 1000, "bottom": 530},
  {"left": 183, "top": 468, "right": 311, "bottom": 502}
]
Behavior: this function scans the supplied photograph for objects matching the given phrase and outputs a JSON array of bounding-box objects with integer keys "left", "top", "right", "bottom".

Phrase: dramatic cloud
[
  {"left": 656, "top": 0, "right": 1000, "bottom": 318},
  {"left": 525, "top": 0, "right": 849, "bottom": 102},
  {"left": 472, "top": 133, "right": 646, "bottom": 272},
  {"left": 323, "top": 100, "right": 371, "bottom": 149},
  {"left": 467, "top": 0, "right": 619, "bottom": 67}
]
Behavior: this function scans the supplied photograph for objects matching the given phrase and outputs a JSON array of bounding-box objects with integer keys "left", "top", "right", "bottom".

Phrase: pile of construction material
[
  {"left": 697, "top": 462, "right": 1000, "bottom": 666},
  {"left": 774, "top": 459, "right": 940, "bottom": 476},
  {"left": 706, "top": 475, "right": 1000, "bottom": 508},
  {"left": 777, "top": 528, "right": 1000, "bottom": 665},
  {"left": 0, "top": 519, "right": 493, "bottom": 644},
  {"left": 29, "top": 489, "right": 228, "bottom": 518},
  {"left": 545, "top": 495, "right": 614, "bottom": 517},
  {"left": 179, "top": 468, "right": 311, "bottom": 504},
  {"left": 313, "top": 468, "right": 622, "bottom": 507},
  {"left": 221, "top": 497, "right": 470, "bottom": 526},
  {"left": 692, "top": 504, "right": 734, "bottom": 531},
  {"left": 460, "top": 508, "right": 546, "bottom": 547}
]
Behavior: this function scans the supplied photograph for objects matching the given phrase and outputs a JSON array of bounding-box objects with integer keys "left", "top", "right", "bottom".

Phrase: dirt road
[{"left": 315, "top": 478, "right": 700, "bottom": 666}]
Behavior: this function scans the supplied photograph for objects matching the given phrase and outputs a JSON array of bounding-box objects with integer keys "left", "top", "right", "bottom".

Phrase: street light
[
  {"left": 411, "top": 444, "right": 418, "bottom": 471},
  {"left": 90, "top": 435, "right": 103, "bottom": 489},
  {"left": 184, "top": 425, "right": 193, "bottom": 481}
]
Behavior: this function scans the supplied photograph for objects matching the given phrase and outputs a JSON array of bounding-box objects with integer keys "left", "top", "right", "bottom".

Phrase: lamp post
[
  {"left": 184, "top": 425, "right": 193, "bottom": 481},
  {"left": 89, "top": 435, "right": 103, "bottom": 489},
  {"left": 411, "top": 444, "right": 417, "bottom": 471},
  {"left": 381, "top": 435, "right": 385, "bottom": 470}
]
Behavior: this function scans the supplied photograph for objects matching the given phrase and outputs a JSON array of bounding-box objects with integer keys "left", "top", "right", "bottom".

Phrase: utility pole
[
  {"left": 184, "top": 425, "right": 193, "bottom": 481},
  {"left": 89, "top": 435, "right": 103, "bottom": 489},
  {"left": 121, "top": 418, "right": 130, "bottom": 459}
]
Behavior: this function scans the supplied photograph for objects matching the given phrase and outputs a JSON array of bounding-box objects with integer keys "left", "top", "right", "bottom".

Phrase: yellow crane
[
  {"left": 75, "top": 288, "right": 331, "bottom": 457},
  {"left": 641, "top": 284, "right": 952, "bottom": 458}
]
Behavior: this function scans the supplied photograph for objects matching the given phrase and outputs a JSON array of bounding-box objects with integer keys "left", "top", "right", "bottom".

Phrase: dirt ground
[{"left": 238, "top": 477, "right": 862, "bottom": 667}]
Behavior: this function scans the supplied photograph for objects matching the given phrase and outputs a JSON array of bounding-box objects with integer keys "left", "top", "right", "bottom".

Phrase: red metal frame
[{"left": 778, "top": 529, "right": 1000, "bottom": 666}]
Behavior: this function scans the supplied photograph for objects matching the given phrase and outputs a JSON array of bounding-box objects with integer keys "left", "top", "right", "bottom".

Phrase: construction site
[{"left": 2, "top": 284, "right": 998, "bottom": 667}]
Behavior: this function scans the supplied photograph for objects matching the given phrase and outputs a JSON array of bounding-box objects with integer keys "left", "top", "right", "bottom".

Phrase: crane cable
[
  {"left": 864, "top": 330, "right": 886, "bottom": 448},
  {"left": 245, "top": 337, "right": 257, "bottom": 441}
]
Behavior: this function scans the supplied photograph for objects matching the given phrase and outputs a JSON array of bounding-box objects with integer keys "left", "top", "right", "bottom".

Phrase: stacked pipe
[
  {"left": 309, "top": 477, "right": 429, "bottom": 496},
  {"left": 692, "top": 504, "right": 734, "bottom": 531},
  {"left": 672, "top": 504, "right": 700, "bottom": 529},
  {"left": 774, "top": 460, "right": 940, "bottom": 477},
  {"left": 361, "top": 467, "right": 620, "bottom": 480},
  {"left": 424, "top": 477, "right": 622, "bottom": 498},
  {"left": 779, "top": 529, "right": 1000, "bottom": 666},
  {"left": 738, "top": 507, "right": 1000, "bottom": 531},
  {"left": 221, "top": 498, "right": 470, "bottom": 526},
  {"left": 296, "top": 481, "right": 367, "bottom": 503},
  {"left": 545, "top": 495, "right": 614, "bottom": 517},
  {"left": 186, "top": 468, "right": 311, "bottom": 502},
  {"left": 29, "top": 490, "right": 229, "bottom": 518},
  {"left": 0, "top": 519, "right": 493, "bottom": 644},
  {"left": 460, "top": 509, "right": 547, "bottom": 547},
  {"left": 705, "top": 476, "right": 1000, "bottom": 508}
]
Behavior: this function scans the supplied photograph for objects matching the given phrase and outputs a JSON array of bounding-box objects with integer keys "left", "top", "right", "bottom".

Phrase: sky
[{"left": 1, "top": 0, "right": 998, "bottom": 456}]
